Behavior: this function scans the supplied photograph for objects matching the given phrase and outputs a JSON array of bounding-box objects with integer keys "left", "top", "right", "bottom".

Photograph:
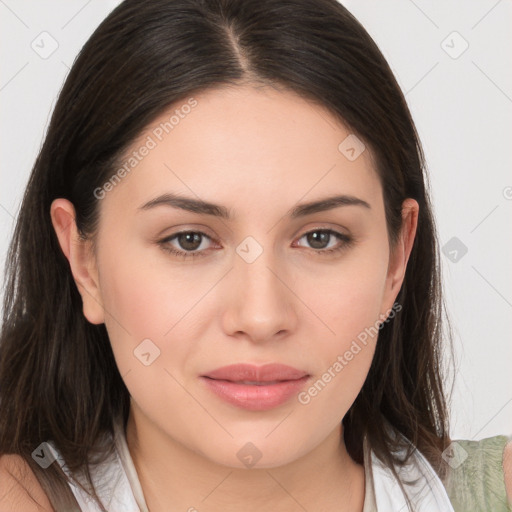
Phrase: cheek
[
  {"left": 307, "top": 245, "right": 389, "bottom": 343},
  {"left": 97, "top": 250, "right": 200, "bottom": 424},
  {"left": 96, "top": 242, "right": 190, "bottom": 374},
  {"left": 295, "top": 242, "right": 389, "bottom": 398},
  {"left": 295, "top": 270, "right": 386, "bottom": 425},
  {"left": 98, "top": 235, "right": 204, "bottom": 332}
]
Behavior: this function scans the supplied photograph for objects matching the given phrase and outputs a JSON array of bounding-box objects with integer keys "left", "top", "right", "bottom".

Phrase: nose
[{"left": 220, "top": 240, "right": 298, "bottom": 344}]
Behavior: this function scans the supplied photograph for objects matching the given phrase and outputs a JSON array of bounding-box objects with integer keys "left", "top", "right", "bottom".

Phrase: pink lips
[{"left": 201, "top": 363, "right": 310, "bottom": 411}]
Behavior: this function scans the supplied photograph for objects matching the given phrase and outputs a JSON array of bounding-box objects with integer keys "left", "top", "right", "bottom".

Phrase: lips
[
  {"left": 200, "top": 363, "right": 310, "bottom": 411},
  {"left": 202, "top": 363, "right": 308, "bottom": 383}
]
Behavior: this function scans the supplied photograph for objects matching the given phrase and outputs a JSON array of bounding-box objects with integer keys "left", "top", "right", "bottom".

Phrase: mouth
[
  {"left": 202, "top": 362, "right": 308, "bottom": 382},
  {"left": 200, "top": 364, "right": 310, "bottom": 411},
  {"left": 213, "top": 380, "right": 284, "bottom": 386}
]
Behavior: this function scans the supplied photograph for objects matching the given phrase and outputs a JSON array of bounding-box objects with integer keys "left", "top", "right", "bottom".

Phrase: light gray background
[{"left": 1, "top": 0, "right": 511, "bottom": 441}]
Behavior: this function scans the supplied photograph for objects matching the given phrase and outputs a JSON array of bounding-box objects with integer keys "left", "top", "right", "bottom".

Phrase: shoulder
[
  {"left": 0, "top": 454, "right": 54, "bottom": 511},
  {"left": 504, "top": 439, "right": 512, "bottom": 506},
  {"left": 442, "top": 435, "right": 512, "bottom": 511}
]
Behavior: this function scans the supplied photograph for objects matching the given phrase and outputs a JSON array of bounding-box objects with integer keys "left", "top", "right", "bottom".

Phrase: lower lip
[{"left": 201, "top": 376, "right": 310, "bottom": 411}]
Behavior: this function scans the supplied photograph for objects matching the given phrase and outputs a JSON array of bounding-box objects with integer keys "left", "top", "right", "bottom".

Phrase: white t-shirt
[{"left": 48, "top": 419, "right": 455, "bottom": 512}]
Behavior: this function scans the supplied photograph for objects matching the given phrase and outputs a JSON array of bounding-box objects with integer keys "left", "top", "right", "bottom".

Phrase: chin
[{"left": 197, "top": 440, "right": 304, "bottom": 471}]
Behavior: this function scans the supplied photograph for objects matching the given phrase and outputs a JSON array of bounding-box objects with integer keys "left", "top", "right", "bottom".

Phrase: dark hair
[{"left": 0, "top": 0, "right": 455, "bottom": 510}]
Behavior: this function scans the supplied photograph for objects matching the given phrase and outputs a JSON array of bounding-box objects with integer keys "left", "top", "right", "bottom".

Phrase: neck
[{"left": 126, "top": 404, "right": 365, "bottom": 512}]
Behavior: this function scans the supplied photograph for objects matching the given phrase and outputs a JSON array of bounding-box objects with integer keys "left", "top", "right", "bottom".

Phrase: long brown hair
[{"left": 0, "top": 0, "right": 455, "bottom": 510}]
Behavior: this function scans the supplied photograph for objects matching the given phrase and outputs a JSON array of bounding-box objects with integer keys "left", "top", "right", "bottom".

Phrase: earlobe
[{"left": 50, "top": 198, "right": 105, "bottom": 325}]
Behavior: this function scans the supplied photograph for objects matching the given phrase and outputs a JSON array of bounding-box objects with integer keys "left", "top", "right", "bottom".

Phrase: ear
[
  {"left": 50, "top": 198, "right": 105, "bottom": 325},
  {"left": 380, "top": 198, "right": 419, "bottom": 317}
]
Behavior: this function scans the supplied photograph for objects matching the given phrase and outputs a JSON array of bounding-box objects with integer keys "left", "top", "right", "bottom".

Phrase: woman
[{"left": 0, "top": 0, "right": 510, "bottom": 510}]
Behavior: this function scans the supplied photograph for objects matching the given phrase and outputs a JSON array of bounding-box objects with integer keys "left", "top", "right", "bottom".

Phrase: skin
[{"left": 51, "top": 83, "right": 419, "bottom": 512}]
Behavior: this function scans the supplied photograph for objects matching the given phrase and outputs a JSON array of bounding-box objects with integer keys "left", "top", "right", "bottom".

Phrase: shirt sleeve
[{"left": 441, "top": 434, "right": 512, "bottom": 512}]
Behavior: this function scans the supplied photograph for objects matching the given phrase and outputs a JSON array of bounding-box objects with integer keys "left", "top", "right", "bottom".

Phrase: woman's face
[{"left": 53, "top": 84, "right": 417, "bottom": 468}]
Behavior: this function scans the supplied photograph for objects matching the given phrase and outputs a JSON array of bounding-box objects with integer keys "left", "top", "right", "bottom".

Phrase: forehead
[{"left": 100, "top": 84, "right": 382, "bottom": 219}]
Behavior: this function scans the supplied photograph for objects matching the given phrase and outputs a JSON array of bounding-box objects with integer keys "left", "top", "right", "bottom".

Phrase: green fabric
[{"left": 441, "top": 434, "right": 512, "bottom": 512}]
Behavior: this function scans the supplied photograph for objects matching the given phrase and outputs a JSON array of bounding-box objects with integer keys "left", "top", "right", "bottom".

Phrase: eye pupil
[
  {"left": 178, "top": 232, "right": 202, "bottom": 250},
  {"left": 307, "top": 231, "right": 330, "bottom": 249}
]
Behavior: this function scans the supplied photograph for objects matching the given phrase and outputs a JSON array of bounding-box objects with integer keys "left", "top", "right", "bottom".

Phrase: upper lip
[{"left": 202, "top": 363, "right": 308, "bottom": 382}]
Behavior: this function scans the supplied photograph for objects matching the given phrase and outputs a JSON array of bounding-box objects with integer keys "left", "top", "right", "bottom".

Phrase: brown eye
[
  {"left": 158, "top": 231, "right": 214, "bottom": 259},
  {"left": 175, "top": 232, "right": 203, "bottom": 251},
  {"left": 305, "top": 230, "right": 331, "bottom": 249},
  {"left": 295, "top": 229, "right": 353, "bottom": 255}
]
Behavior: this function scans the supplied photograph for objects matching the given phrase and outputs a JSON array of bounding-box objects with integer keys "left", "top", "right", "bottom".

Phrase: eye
[
  {"left": 158, "top": 228, "right": 354, "bottom": 260},
  {"left": 294, "top": 229, "right": 353, "bottom": 255},
  {"left": 158, "top": 231, "right": 214, "bottom": 259}
]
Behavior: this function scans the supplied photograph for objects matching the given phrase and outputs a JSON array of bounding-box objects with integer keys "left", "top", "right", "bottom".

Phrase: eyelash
[{"left": 158, "top": 229, "right": 354, "bottom": 260}]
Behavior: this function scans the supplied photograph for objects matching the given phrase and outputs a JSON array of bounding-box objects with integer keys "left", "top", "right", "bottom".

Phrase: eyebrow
[{"left": 138, "top": 192, "right": 371, "bottom": 219}]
